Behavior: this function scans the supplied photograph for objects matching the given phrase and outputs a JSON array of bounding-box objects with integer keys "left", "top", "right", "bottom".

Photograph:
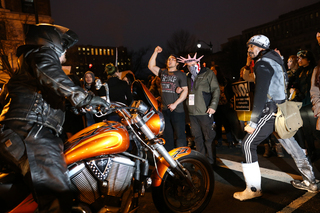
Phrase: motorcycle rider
[{"left": 0, "top": 24, "right": 109, "bottom": 212}]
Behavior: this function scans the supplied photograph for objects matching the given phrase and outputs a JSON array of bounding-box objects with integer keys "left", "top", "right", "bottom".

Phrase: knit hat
[
  {"left": 247, "top": 35, "right": 270, "bottom": 49},
  {"left": 105, "top": 63, "right": 116, "bottom": 75}
]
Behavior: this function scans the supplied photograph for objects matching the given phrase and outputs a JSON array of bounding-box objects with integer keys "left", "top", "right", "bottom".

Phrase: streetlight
[{"left": 197, "top": 40, "right": 213, "bottom": 52}]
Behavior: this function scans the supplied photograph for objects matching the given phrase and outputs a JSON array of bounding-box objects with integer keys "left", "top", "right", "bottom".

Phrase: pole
[{"left": 34, "top": 0, "right": 39, "bottom": 24}]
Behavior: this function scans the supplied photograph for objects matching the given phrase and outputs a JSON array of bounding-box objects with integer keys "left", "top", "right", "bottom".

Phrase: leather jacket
[{"left": 0, "top": 46, "right": 89, "bottom": 134}]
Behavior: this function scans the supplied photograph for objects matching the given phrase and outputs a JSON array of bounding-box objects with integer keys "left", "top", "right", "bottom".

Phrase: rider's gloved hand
[
  {"left": 89, "top": 96, "right": 110, "bottom": 113},
  {"left": 77, "top": 94, "right": 110, "bottom": 113}
]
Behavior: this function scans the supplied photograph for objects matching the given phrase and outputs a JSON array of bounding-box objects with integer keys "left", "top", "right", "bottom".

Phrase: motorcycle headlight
[{"left": 144, "top": 110, "right": 165, "bottom": 136}]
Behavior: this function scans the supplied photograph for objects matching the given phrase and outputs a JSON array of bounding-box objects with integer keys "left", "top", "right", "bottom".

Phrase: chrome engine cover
[{"left": 69, "top": 155, "right": 135, "bottom": 204}]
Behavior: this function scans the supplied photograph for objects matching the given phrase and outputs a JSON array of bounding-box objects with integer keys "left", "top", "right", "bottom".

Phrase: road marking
[
  {"left": 219, "top": 158, "right": 302, "bottom": 183},
  {"left": 276, "top": 192, "right": 317, "bottom": 213},
  {"left": 218, "top": 158, "right": 318, "bottom": 213}
]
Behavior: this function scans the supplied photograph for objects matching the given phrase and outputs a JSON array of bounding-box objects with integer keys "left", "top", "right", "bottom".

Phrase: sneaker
[{"left": 291, "top": 180, "right": 319, "bottom": 193}]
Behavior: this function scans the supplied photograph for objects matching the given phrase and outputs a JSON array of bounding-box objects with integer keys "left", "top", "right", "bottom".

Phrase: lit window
[
  {"left": 99, "top": 49, "right": 102, "bottom": 55},
  {"left": 103, "top": 49, "right": 106, "bottom": 55},
  {"left": 82, "top": 47, "right": 85, "bottom": 51},
  {"left": 91, "top": 48, "right": 94, "bottom": 55},
  {"left": 95, "top": 48, "right": 98, "bottom": 55},
  {"left": 87, "top": 48, "right": 89, "bottom": 51},
  {"left": 78, "top": 47, "right": 81, "bottom": 51},
  {"left": 107, "top": 49, "right": 110, "bottom": 56},
  {"left": 111, "top": 49, "right": 114, "bottom": 56}
]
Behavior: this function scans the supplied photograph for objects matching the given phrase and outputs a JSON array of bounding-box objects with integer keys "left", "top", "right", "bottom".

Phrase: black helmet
[{"left": 24, "top": 23, "right": 78, "bottom": 56}]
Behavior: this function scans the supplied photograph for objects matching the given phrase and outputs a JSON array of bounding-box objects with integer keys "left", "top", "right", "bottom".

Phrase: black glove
[
  {"left": 77, "top": 94, "right": 109, "bottom": 113},
  {"left": 88, "top": 96, "right": 110, "bottom": 113}
]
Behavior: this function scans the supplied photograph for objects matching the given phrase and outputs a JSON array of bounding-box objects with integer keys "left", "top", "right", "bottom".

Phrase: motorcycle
[{"left": 0, "top": 80, "right": 214, "bottom": 213}]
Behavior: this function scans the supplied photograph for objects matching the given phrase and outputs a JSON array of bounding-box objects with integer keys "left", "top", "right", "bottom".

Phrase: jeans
[
  {"left": 162, "top": 110, "right": 187, "bottom": 151},
  {"left": 278, "top": 136, "right": 316, "bottom": 183},
  {"left": 189, "top": 115, "right": 216, "bottom": 164}
]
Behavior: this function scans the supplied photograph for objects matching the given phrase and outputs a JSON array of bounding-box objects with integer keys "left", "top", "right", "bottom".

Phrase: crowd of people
[{"left": 0, "top": 22, "right": 320, "bottom": 212}]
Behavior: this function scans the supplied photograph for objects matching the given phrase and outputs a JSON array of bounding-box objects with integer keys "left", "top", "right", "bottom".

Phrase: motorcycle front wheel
[{"left": 152, "top": 150, "right": 214, "bottom": 213}]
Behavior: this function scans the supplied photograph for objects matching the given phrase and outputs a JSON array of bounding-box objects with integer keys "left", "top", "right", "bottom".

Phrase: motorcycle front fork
[{"left": 151, "top": 143, "right": 195, "bottom": 189}]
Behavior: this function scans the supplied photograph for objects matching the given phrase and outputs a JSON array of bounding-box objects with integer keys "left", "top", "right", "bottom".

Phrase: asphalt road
[{"left": 138, "top": 142, "right": 320, "bottom": 213}]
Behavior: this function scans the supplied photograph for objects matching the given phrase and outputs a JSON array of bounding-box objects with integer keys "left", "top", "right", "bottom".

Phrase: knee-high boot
[{"left": 233, "top": 161, "right": 262, "bottom": 201}]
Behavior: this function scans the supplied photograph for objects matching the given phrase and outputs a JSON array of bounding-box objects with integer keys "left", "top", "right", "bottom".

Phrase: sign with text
[{"left": 232, "top": 81, "right": 251, "bottom": 111}]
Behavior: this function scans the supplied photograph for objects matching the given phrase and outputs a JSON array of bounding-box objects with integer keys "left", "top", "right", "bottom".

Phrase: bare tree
[
  {"left": 166, "top": 29, "right": 197, "bottom": 56},
  {"left": 130, "top": 45, "right": 151, "bottom": 73}
]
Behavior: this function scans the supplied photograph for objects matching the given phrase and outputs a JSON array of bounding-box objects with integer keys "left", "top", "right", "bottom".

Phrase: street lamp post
[{"left": 197, "top": 40, "right": 213, "bottom": 52}]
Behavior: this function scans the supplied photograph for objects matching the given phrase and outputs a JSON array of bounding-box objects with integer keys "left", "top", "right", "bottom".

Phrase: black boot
[{"left": 263, "top": 143, "right": 271, "bottom": 158}]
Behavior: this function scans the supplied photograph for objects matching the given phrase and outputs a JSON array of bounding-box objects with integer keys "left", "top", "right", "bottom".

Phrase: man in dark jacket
[
  {"left": 0, "top": 24, "right": 109, "bottom": 212},
  {"left": 233, "top": 35, "right": 318, "bottom": 202},
  {"left": 104, "top": 63, "right": 132, "bottom": 122},
  {"left": 233, "top": 35, "right": 286, "bottom": 201},
  {"left": 177, "top": 53, "right": 220, "bottom": 166}
]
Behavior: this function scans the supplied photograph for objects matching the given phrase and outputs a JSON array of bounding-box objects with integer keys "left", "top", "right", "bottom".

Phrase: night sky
[{"left": 50, "top": 0, "right": 319, "bottom": 52}]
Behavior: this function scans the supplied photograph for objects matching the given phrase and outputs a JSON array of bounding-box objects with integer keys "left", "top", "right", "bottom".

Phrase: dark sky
[{"left": 50, "top": 0, "right": 319, "bottom": 52}]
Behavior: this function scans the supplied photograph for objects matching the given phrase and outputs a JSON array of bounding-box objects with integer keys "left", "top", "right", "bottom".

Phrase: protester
[
  {"left": 244, "top": 52, "right": 284, "bottom": 157},
  {"left": 213, "top": 66, "right": 244, "bottom": 148},
  {"left": 286, "top": 55, "right": 299, "bottom": 102},
  {"left": 148, "top": 46, "right": 188, "bottom": 150},
  {"left": 0, "top": 24, "right": 109, "bottom": 212},
  {"left": 105, "top": 63, "right": 132, "bottom": 122},
  {"left": 290, "top": 50, "right": 319, "bottom": 161},
  {"left": 177, "top": 53, "right": 220, "bottom": 166},
  {"left": 149, "top": 76, "right": 162, "bottom": 108},
  {"left": 83, "top": 71, "right": 106, "bottom": 126},
  {"left": 105, "top": 63, "right": 132, "bottom": 106},
  {"left": 234, "top": 35, "right": 318, "bottom": 202},
  {"left": 310, "top": 32, "right": 320, "bottom": 153},
  {"left": 123, "top": 72, "right": 135, "bottom": 86}
]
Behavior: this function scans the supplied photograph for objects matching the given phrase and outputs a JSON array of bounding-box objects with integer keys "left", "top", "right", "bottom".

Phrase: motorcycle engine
[{"left": 68, "top": 155, "right": 135, "bottom": 204}]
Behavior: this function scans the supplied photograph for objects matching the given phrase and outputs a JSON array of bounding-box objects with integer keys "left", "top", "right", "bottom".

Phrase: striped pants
[{"left": 242, "top": 113, "right": 275, "bottom": 163}]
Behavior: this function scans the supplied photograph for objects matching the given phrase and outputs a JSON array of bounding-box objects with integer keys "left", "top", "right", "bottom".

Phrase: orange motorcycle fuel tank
[{"left": 64, "top": 121, "right": 130, "bottom": 165}]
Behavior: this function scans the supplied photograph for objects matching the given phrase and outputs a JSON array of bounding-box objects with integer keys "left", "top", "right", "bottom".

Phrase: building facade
[
  {"left": 0, "top": 0, "right": 53, "bottom": 83},
  {"left": 65, "top": 45, "right": 131, "bottom": 79},
  {"left": 215, "top": 2, "right": 320, "bottom": 81}
]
